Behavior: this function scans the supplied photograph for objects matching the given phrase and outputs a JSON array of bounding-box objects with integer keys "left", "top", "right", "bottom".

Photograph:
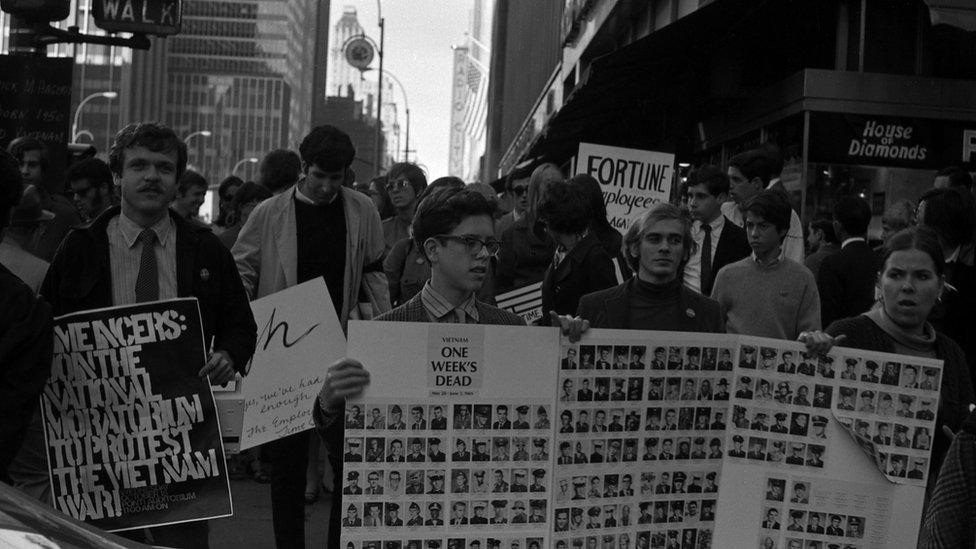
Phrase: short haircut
[
  {"left": 935, "top": 165, "right": 973, "bottom": 190},
  {"left": 743, "top": 190, "right": 791, "bottom": 234},
  {"left": 882, "top": 200, "right": 915, "bottom": 231},
  {"left": 728, "top": 149, "right": 777, "bottom": 186},
  {"left": 6, "top": 136, "right": 48, "bottom": 170},
  {"left": 418, "top": 176, "right": 465, "bottom": 202},
  {"left": 526, "top": 162, "right": 564, "bottom": 224},
  {"left": 218, "top": 175, "right": 244, "bottom": 200},
  {"left": 66, "top": 157, "right": 113, "bottom": 191},
  {"left": 178, "top": 169, "right": 208, "bottom": 195},
  {"left": 809, "top": 218, "right": 839, "bottom": 245},
  {"left": 412, "top": 187, "right": 497, "bottom": 254},
  {"left": 0, "top": 150, "right": 24, "bottom": 231},
  {"left": 832, "top": 195, "right": 872, "bottom": 236},
  {"left": 387, "top": 162, "right": 428, "bottom": 196},
  {"left": 685, "top": 164, "right": 730, "bottom": 197},
  {"left": 918, "top": 187, "right": 976, "bottom": 249},
  {"left": 622, "top": 202, "right": 695, "bottom": 273},
  {"left": 228, "top": 181, "right": 272, "bottom": 223},
  {"left": 299, "top": 125, "right": 355, "bottom": 171},
  {"left": 109, "top": 122, "right": 187, "bottom": 179},
  {"left": 259, "top": 149, "right": 301, "bottom": 192},
  {"left": 881, "top": 226, "right": 946, "bottom": 277},
  {"left": 537, "top": 181, "right": 591, "bottom": 234}
]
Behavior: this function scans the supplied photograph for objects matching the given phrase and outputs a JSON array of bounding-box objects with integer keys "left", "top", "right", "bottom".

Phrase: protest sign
[
  {"left": 341, "top": 324, "right": 939, "bottom": 547},
  {"left": 239, "top": 277, "right": 345, "bottom": 450},
  {"left": 575, "top": 143, "right": 675, "bottom": 233},
  {"left": 40, "top": 299, "right": 231, "bottom": 532},
  {"left": 495, "top": 282, "right": 543, "bottom": 325},
  {"left": 342, "top": 321, "right": 560, "bottom": 548}
]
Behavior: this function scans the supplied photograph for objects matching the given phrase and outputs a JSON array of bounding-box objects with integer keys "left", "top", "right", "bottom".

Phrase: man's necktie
[
  {"left": 701, "top": 224, "right": 712, "bottom": 295},
  {"left": 135, "top": 229, "right": 159, "bottom": 302}
]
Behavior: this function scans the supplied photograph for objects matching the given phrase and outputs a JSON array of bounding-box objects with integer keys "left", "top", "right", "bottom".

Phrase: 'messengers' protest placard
[
  {"left": 239, "top": 277, "right": 345, "bottom": 450},
  {"left": 575, "top": 143, "right": 675, "bottom": 233},
  {"left": 40, "top": 299, "right": 231, "bottom": 532}
]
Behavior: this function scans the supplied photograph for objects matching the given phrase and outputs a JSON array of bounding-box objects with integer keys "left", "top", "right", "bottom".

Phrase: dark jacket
[
  {"left": 577, "top": 278, "right": 725, "bottom": 333},
  {"left": 929, "top": 260, "right": 976, "bottom": 391},
  {"left": 0, "top": 265, "right": 53, "bottom": 480},
  {"left": 920, "top": 408, "right": 976, "bottom": 548},
  {"left": 539, "top": 234, "right": 617, "bottom": 324},
  {"left": 826, "top": 314, "right": 974, "bottom": 482},
  {"left": 40, "top": 206, "right": 257, "bottom": 370},
  {"left": 817, "top": 240, "right": 879, "bottom": 327},
  {"left": 703, "top": 218, "right": 751, "bottom": 296}
]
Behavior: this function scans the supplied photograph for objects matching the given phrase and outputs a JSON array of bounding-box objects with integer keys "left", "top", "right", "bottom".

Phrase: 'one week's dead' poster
[{"left": 40, "top": 299, "right": 232, "bottom": 532}]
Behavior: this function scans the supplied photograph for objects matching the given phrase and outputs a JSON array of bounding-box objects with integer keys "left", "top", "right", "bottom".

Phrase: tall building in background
[
  {"left": 1, "top": 0, "right": 331, "bottom": 186},
  {"left": 326, "top": 4, "right": 394, "bottom": 178},
  {"left": 448, "top": 0, "right": 492, "bottom": 182}
]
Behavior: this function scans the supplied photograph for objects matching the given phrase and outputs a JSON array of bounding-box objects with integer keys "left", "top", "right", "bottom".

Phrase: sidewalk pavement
[{"left": 211, "top": 479, "right": 333, "bottom": 548}]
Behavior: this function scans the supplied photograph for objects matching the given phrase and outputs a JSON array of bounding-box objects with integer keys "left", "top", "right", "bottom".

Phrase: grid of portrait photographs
[
  {"left": 727, "top": 345, "right": 842, "bottom": 470},
  {"left": 341, "top": 536, "right": 546, "bottom": 549},
  {"left": 829, "top": 355, "right": 941, "bottom": 486},
  {"left": 341, "top": 400, "right": 555, "bottom": 548},
  {"left": 758, "top": 475, "right": 872, "bottom": 549}
]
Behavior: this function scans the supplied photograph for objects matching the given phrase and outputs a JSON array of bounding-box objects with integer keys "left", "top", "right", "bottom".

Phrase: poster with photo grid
[
  {"left": 343, "top": 324, "right": 942, "bottom": 549},
  {"left": 342, "top": 321, "right": 561, "bottom": 549}
]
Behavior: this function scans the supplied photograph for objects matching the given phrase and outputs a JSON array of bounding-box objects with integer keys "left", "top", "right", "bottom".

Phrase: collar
[
  {"left": 512, "top": 209, "right": 525, "bottom": 222},
  {"left": 117, "top": 211, "right": 174, "bottom": 249},
  {"left": 693, "top": 215, "right": 725, "bottom": 234},
  {"left": 766, "top": 178, "right": 781, "bottom": 190},
  {"left": 946, "top": 245, "right": 961, "bottom": 263},
  {"left": 421, "top": 281, "right": 480, "bottom": 322},
  {"left": 841, "top": 237, "right": 866, "bottom": 249},
  {"left": 294, "top": 184, "right": 340, "bottom": 206},
  {"left": 751, "top": 251, "right": 781, "bottom": 268}
]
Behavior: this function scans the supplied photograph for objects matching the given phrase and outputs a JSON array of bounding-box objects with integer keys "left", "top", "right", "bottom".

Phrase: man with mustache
[{"left": 40, "top": 122, "right": 256, "bottom": 547}]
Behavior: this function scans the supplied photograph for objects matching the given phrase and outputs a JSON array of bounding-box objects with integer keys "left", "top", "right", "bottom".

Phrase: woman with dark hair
[
  {"left": 496, "top": 163, "right": 561, "bottom": 292},
  {"left": 217, "top": 182, "right": 272, "bottom": 249},
  {"left": 382, "top": 162, "right": 428, "bottom": 251},
  {"left": 570, "top": 174, "right": 631, "bottom": 280},
  {"left": 368, "top": 175, "right": 395, "bottom": 220},
  {"left": 214, "top": 175, "right": 244, "bottom": 231},
  {"left": 536, "top": 181, "right": 616, "bottom": 324},
  {"left": 801, "top": 227, "right": 975, "bottom": 487}
]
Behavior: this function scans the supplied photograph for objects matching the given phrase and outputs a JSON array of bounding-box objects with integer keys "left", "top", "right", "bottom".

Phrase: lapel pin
[
  {"left": 686, "top": 308, "right": 696, "bottom": 318},
  {"left": 200, "top": 268, "right": 211, "bottom": 281}
]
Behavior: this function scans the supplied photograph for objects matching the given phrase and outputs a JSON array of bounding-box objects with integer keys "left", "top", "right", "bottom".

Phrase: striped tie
[{"left": 135, "top": 229, "right": 159, "bottom": 302}]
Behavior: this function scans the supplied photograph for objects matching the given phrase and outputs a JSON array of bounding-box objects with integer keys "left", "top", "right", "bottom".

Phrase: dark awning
[{"left": 925, "top": 0, "right": 976, "bottom": 31}]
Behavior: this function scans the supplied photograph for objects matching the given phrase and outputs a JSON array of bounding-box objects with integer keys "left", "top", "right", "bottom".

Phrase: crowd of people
[{"left": 1, "top": 122, "right": 976, "bottom": 548}]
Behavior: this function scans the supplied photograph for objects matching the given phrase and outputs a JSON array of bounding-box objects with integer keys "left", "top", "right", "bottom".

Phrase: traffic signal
[
  {"left": 0, "top": 0, "right": 70, "bottom": 21},
  {"left": 92, "top": 0, "right": 182, "bottom": 36}
]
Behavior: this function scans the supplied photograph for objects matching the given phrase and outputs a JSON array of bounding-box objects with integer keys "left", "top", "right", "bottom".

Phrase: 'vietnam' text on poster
[{"left": 40, "top": 299, "right": 232, "bottom": 532}]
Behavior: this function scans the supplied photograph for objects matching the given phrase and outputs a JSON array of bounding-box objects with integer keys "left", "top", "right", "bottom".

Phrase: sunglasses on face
[
  {"left": 386, "top": 179, "right": 411, "bottom": 192},
  {"left": 510, "top": 187, "right": 528, "bottom": 197}
]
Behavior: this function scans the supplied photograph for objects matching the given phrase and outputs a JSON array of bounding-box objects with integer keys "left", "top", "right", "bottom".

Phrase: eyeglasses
[
  {"left": 433, "top": 234, "right": 501, "bottom": 256},
  {"left": 510, "top": 186, "right": 528, "bottom": 197},
  {"left": 385, "top": 179, "right": 411, "bottom": 192}
]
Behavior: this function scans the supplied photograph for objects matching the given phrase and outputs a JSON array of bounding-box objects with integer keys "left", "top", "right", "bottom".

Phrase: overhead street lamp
[
  {"left": 368, "top": 68, "right": 410, "bottom": 162},
  {"left": 233, "top": 157, "right": 259, "bottom": 175},
  {"left": 72, "top": 91, "right": 118, "bottom": 142},
  {"left": 375, "top": 0, "right": 385, "bottom": 173}
]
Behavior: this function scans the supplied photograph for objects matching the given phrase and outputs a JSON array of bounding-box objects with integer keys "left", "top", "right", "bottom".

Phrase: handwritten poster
[
  {"left": 239, "top": 277, "right": 345, "bottom": 450},
  {"left": 40, "top": 299, "right": 231, "bottom": 532},
  {"left": 574, "top": 143, "right": 675, "bottom": 233}
]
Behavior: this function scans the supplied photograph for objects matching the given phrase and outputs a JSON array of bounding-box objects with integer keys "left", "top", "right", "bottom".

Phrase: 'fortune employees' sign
[
  {"left": 41, "top": 299, "right": 231, "bottom": 532},
  {"left": 575, "top": 143, "right": 675, "bottom": 233}
]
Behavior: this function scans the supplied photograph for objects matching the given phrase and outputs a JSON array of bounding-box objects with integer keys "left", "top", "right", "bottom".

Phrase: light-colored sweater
[{"left": 711, "top": 255, "right": 821, "bottom": 340}]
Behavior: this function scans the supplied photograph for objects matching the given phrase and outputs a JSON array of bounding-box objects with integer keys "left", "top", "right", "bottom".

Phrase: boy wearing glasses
[
  {"left": 314, "top": 186, "right": 522, "bottom": 546},
  {"left": 496, "top": 172, "right": 530, "bottom": 237},
  {"left": 382, "top": 162, "right": 428, "bottom": 251}
]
